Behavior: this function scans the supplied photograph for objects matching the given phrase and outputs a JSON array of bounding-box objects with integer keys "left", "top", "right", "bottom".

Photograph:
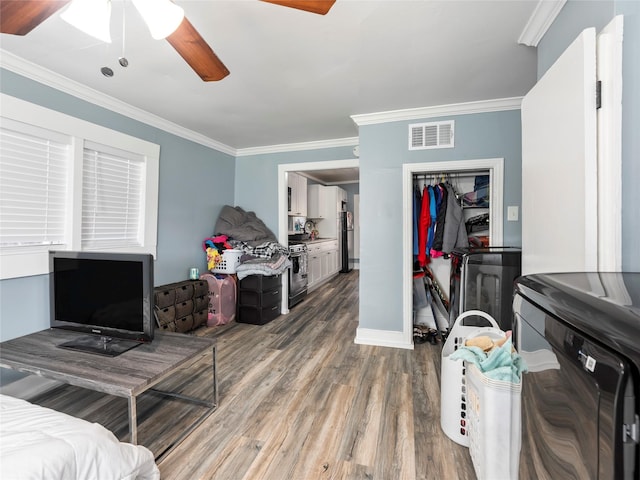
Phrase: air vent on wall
[{"left": 409, "top": 120, "right": 454, "bottom": 150}]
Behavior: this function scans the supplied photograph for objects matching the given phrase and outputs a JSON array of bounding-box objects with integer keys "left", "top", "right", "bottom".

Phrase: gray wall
[
  {"left": 537, "top": 1, "right": 614, "bottom": 76},
  {"left": 234, "top": 147, "right": 356, "bottom": 230},
  {"left": 235, "top": 110, "right": 523, "bottom": 333},
  {"left": 0, "top": 69, "right": 236, "bottom": 348},
  {"left": 538, "top": 0, "right": 640, "bottom": 271},
  {"left": 357, "top": 110, "right": 523, "bottom": 331}
]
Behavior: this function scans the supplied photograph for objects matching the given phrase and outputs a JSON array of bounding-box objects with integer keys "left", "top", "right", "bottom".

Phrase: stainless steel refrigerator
[{"left": 340, "top": 211, "right": 353, "bottom": 273}]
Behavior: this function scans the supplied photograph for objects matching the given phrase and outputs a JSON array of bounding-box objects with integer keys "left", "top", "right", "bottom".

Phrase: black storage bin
[
  {"left": 237, "top": 304, "right": 281, "bottom": 325},
  {"left": 239, "top": 274, "right": 281, "bottom": 292},
  {"left": 449, "top": 246, "right": 521, "bottom": 331},
  {"left": 237, "top": 275, "right": 281, "bottom": 325},
  {"left": 238, "top": 288, "right": 281, "bottom": 309}
]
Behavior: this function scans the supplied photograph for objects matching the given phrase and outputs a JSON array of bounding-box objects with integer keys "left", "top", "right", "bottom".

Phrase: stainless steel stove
[{"left": 288, "top": 241, "right": 308, "bottom": 308}]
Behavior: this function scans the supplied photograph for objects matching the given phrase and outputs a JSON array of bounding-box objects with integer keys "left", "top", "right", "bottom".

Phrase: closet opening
[{"left": 401, "top": 158, "right": 504, "bottom": 348}]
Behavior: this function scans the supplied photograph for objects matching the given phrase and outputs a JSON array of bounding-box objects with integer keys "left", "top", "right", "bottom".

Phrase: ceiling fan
[{"left": 0, "top": 0, "right": 336, "bottom": 82}]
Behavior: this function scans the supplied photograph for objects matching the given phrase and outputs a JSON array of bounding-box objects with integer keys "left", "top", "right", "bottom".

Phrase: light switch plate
[{"left": 507, "top": 206, "right": 519, "bottom": 221}]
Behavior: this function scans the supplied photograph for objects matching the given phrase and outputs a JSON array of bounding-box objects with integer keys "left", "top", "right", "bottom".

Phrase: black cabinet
[
  {"left": 449, "top": 246, "right": 521, "bottom": 331},
  {"left": 236, "top": 275, "right": 282, "bottom": 325}
]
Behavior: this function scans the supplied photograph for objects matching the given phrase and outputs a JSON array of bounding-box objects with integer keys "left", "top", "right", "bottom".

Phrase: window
[
  {"left": 0, "top": 94, "right": 159, "bottom": 280},
  {"left": 81, "top": 143, "right": 144, "bottom": 249},
  {"left": 0, "top": 119, "right": 70, "bottom": 249}
]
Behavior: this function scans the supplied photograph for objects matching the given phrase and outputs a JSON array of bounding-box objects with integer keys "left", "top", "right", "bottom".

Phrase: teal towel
[{"left": 449, "top": 337, "right": 527, "bottom": 383}]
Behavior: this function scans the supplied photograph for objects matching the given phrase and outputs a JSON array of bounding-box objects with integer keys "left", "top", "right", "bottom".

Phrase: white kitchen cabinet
[
  {"left": 327, "top": 248, "right": 340, "bottom": 275},
  {"left": 306, "top": 239, "right": 339, "bottom": 291},
  {"left": 307, "top": 184, "right": 326, "bottom": 219},
  {"left": 287, "top": 172, "right": 307, "bottom": 216},
  {"left": 307, "top": 251, "right": 322, "bottom": 289},
  {"left": 314, "top": 186, "right": 346, "bottom": 238},
  {"left": 324, "top": 186, "right": 346, "bottom": 214},
  {"left": 320, "top": 250, "right": 331, "bottom": 279}
]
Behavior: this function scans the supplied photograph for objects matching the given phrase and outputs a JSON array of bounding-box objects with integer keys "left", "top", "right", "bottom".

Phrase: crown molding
[
  {"left": 0, "top": 51, "right": 526, "bottom": 158},
  {"left": 235, "top": 136, "right": 359, "bottom": 157},
  {"left": 0, "top": 49, "right": 236, "bottom": 156},
  {"left": 351, "top": 97, "right": 522, "bottom": 126},
  {"left": 518, "top": 0, "right": 567, "bottom": 47}
]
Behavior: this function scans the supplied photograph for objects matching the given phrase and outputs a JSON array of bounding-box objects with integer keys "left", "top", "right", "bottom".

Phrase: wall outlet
[{"left": 507, "top": 206, "right": 519, "bottom": 221}]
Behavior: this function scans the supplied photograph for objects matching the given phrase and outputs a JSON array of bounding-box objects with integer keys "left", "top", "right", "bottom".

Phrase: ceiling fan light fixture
[
  {"left": 132, "top": 0, "right": 184, "bottom": 40},
  {"left": 60, "top": 0, "right": 112, "bottom": 43}
]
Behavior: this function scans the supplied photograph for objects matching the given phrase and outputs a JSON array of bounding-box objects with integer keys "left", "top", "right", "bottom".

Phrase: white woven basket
[{"left": 211, "top": 249, "right": 242, "bottom": 274}]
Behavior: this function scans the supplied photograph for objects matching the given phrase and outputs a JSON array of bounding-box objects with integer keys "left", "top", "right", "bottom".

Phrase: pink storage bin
[{"left": 199, "top": 273, "right": 237, "bottom": 326}]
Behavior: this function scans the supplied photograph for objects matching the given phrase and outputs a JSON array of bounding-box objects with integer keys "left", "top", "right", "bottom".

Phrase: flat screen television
[{"left": 49, "top": 250, "right": 154, "bottom": 357}]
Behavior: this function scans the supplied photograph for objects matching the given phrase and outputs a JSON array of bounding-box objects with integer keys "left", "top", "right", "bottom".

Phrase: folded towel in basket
[
  {"left": 234, "top": 252, "right": 291, "bottom": 280},
  {"left": 450, "top": 337, "right": 527, "bottom": 383}
]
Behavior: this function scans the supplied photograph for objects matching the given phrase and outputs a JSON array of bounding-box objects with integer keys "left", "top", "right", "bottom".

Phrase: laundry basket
[
  {"left": 211, "top": 249, "right": 242, "bottom": 274},
  {"left": 467, "top": 363, "right": 522, "bottom": 480},
  {"left": 440, "top": 310, "right": 505, "bottom": 446}
]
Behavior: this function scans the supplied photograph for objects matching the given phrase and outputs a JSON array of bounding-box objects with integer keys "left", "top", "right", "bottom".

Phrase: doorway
[
  {"left": 402, "top": 158, "right": 504, "bottom": 347},
  {"left": 277, "top": 159, "right": 360, "bottom": 314}
]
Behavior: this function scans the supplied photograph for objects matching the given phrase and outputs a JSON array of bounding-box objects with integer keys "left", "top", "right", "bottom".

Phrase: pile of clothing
[
  {"left": 450, "top": 332, "right": 527, "bottom": 383},
  {"left": 204, "top": 205, "right": 290, "bottom": 280},
  {"left": 203, "top": 234, "right": 233, "bottom": 271}
]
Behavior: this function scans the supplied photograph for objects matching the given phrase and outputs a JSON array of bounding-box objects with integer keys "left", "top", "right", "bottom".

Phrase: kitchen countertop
[{"left": 302, "top": 237, "right": 337, "bottom": 244}]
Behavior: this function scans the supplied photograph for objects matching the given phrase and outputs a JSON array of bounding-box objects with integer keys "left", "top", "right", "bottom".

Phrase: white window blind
[
  {"left": 81, "top": 143, "right": 144, "bottom": 249},
  {"left": 0, "top": 122, "right": 70, "bottom": 247},
  {"left": 1, "top": 94, "right": 160, "bottom": 280}
]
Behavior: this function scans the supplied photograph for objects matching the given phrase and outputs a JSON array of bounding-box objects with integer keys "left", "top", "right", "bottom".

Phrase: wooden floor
[{"left": 31, "top": 270, "right": 476, "bottom": 479}]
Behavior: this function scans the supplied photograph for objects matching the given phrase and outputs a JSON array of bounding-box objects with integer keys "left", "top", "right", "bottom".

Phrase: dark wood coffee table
[{"left": 0, "top": 328, "right": 217, "bottom": 459}]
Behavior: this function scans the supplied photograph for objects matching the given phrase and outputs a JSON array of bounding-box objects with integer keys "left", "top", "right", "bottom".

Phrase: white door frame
[
  {"left": 402, "top": 158, "right": 504, "bottom": 347},
  {"left": 353, "top": 193, "right": 360, "bottom": 268},
  {"left": 277, "top": 159, "right": 360, "bottom": 314},
  {"left": 596, "top": 16, "right": 623, "bottom": 271}
]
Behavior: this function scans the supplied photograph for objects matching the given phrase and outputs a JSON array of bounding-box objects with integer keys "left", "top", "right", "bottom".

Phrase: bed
[{"left": 0, "top": 394, "right": 160, "bottom": 480}]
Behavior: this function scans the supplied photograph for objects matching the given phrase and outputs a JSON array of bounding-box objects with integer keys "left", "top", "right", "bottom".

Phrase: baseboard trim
[
  {"left": 0, "top": 375, "right": 62, "bottom": 400},
  {"left": 354, "top": 328, "right": 414, "bottom": 350}
]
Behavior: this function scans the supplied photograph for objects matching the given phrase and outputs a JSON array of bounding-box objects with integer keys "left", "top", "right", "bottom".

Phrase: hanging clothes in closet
[
  {"left": 413, "top": 177, "right": 469, "bottom": 268},
  {"left": 431, "top": 184, "right": 448, "bottom": 255},
  {"left": 417, "top": 184, "right": 430, "bottom": 267}
]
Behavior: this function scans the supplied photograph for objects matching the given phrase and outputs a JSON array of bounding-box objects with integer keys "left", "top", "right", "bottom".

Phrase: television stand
[
  {"left": 58, "top": 334, "right": 142, "bottom": 357},
  {"left": 0, "top": 328, "right": 217, "bottom": 460}
]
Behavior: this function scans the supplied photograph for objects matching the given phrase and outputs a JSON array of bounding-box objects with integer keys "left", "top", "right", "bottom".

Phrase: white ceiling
[
  {"left": 302, "top": 166, "right": 360, "bottom": 185},
  {"left": 0, "top": 0, "right": 539, "bottom": 159}
]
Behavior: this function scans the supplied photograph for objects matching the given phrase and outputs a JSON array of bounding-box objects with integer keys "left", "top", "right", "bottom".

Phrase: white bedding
[{"left": 0, "top": 394, "right": 160, "bottom": 480}]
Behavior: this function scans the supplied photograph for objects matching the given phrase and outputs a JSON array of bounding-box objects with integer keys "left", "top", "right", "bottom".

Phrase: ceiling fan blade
[
  {"left": 260, "top": 0, "right": 336, "bottom": 15},
  {"left": 0, "top": 0, "right": 70, "bottom": 35},
  {"left": 166, "top": 17, "right": 229, "bottom": 82}
]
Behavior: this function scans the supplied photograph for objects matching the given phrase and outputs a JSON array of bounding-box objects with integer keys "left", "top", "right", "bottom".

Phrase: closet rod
[{"left": 412, "top": 169, "right": 490, "bottom": 181}]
